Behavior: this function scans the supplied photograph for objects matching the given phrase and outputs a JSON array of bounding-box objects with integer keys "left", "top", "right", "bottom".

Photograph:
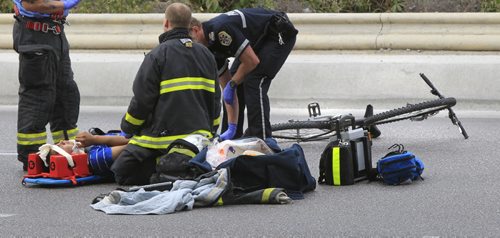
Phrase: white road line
[
  {"left": 0, "top": 152, "right": 17, "bottom": 156},
  {"left": 0, "top": 214, "right": 16, "bottom": 218}
]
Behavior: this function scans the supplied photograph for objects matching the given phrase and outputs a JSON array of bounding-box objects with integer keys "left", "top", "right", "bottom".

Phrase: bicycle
[{"left": 271, "top": 73, "right": 469, "bottom": 142}]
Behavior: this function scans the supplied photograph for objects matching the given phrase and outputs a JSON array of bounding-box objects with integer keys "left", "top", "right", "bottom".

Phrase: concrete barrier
[
  {"left": 2, "top": 13, "right": 500, "bottom": 50},
  {"left": 1, "top": 13, "right": 499, "bottom": 110},
  {"left": 1, "top": 50, "right": 499, "bottom": 111}
]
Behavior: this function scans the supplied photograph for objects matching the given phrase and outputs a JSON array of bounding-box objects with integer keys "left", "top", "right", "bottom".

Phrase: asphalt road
[{"left": 0, "top": 106, "right": 499, "bottom": 237}]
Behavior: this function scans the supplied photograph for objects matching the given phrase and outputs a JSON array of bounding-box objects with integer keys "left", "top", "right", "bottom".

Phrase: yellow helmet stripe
[{"left": 169, "top": 148, "right": 197, "bottom": 158}]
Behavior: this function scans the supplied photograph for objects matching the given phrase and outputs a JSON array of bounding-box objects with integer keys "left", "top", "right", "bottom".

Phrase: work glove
[
  {"left": 63, "top": 0, "right": 82, "bottom": 10},
  {"left": 220, "top": 123, "right": 237, "bottom": 141},
  {"left": 223, "top": 80, "right": 237, "bottom": 105}
]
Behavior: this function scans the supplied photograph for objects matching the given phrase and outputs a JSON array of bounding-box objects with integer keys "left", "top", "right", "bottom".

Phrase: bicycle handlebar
[
  {"left": 420, "top": 73, "right": 469, "bottom": 139},
  {"left": 420, "top": 73, "right": 443, "bottom": 99}
]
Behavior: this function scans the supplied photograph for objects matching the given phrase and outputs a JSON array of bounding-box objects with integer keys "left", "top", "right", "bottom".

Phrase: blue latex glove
[
  {"left": 63, "top": 0, "right": 82, "bottom": 10},
  {"left": 223, "top": 80, "right": 237, "bottom": 105},
  {"left": 123, "top": 133, "right": 133, "bottom": 139},
  {"left": 220, "top": 123, "right": 237, "bottom": 141}
]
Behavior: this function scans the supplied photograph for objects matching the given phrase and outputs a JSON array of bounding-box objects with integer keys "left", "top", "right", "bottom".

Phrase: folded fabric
[{"left": 91, "top": 169, "right": 228, "bottom": 215}]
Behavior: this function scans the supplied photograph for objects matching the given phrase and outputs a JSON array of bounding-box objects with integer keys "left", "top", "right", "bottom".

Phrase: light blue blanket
[{"left": 91, "top": 169, "right": 228, "bottom": 215}]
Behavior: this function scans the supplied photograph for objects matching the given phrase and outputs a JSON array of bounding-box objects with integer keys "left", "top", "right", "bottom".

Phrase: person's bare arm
[
  {"left": 22, "top": 0, "right": 65, "bottom": 13},
  {"left": 110, "top": 145, "right": 127, "bottom": 160},
  {"left": 22, "top": 0, "right": 82, "bottom": 14},
  {"left": 231, "top": 46, "right": 260, "bottom": 85},
  {"left": 219, "top": 70, "right": 238, "bottom": 124},
  {"left": 76, "top": 131, "right": 129, "bottom": 147}
]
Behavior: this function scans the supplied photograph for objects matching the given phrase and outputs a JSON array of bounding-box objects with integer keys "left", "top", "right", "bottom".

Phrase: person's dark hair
[
  {"left": 165, "top": 3, "right": 192, "bottom": 28},
  {"left": 190, "top": 17, "right": 202, "bottom": 28}
]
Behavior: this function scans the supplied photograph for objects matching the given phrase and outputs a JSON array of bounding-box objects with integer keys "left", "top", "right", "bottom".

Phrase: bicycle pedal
[{"left": 308, "top": 102, "right": 321, "bottom": 117}]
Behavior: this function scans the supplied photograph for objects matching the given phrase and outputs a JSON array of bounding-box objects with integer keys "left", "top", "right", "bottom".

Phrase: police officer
[
  {"left": 12, "top": 0, "right": 82, "bottom": 171},
  {"left": 190, "top": 8, "right": 298, "bottom": 140},
  {"left": 111, "top": 3, "right": 221, "bottom": 185}
]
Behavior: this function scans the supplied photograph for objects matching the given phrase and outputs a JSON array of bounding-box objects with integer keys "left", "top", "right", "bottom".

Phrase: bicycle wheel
[
  {"left": 271, "top": 119, "right": 336, "bottom": 142},
  {"left": 363, "top": 97, "right": 456, "bottom": 126}
]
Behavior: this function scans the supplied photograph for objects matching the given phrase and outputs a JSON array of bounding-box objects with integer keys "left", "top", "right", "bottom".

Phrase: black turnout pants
[
  {"left": 111, "top": 144, "right": 161, "bottom": 185},
  {"left": 224, "top": 33, "right": 296, "bottom": 139},
  {"left": 13, "top": 17, "right": 80, "bottom": 168}
]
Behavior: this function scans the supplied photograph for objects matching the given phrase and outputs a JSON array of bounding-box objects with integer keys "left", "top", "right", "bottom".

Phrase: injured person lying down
[{"left": 35, "top": 130, "right": 129, "bottom": 177}]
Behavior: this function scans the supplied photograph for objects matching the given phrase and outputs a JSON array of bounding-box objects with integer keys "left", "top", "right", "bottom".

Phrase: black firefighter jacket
[{"left": 121, "top": 28, "right": 221, "bottom": 150}]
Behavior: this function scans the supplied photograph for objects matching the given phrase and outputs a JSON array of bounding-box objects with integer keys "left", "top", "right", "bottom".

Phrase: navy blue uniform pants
[{"left": 225, "top": 33, "right": 296, "bottom": 139}]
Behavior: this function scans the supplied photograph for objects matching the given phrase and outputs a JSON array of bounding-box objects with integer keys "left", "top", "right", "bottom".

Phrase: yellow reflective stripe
[
  {"left": 129, "top": 137, "right": 178, "bottom": 150},
  {"left": 160, "top": 77, "right": 215, "bottom": 94},
  {"left": 216, "top": 197, "right": 224, "bottom": 206},
  {"left": 156, "top": 155, "right": 162, "bottom": 164},
  {"left": 261, "top": 188, "right": 274, "bottom": 203},
  {"left": 333, "top": 147, "right": 341, "bottom": 186},
  {"left": 52, "top": 128, "right": 79, "bottom": 141},
  {"left": 129, "top": 130, "right": 212, "bottom": 150},
  {"left": 125, "top": 113, "right": 144, "bottom": 126},
  {"left": 17, "top": 132, "right": 47, "bottom": 146},
  {"left": 213, "top": 116, "right": 221, "bottom": 127},
  {"left": 169, "top": 148, "right": 196, "bottom": 158},
  {"left": 17, "top": 131, "right": 47, "bottom": 139},
  {"left": 17, "top": 140, "right": 46, "bottom": 146},
  {"left": 161, "top": 85, "right": 215, "bottom": 94}
]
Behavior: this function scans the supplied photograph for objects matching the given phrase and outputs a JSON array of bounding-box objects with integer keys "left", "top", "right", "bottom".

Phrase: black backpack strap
[
  {"left": 384, "top": 143, "right": 407, "bottom": 157},
  {"left": 165, "top": 138, "right": 200, "bottom": 156},
  {"left": 318, "top": 150, "right": 326, "bottom": 184},
  {"left": 88, "top": 127, "right": 106, "bottom": 136},
  {"left": 367, "top": 168, "right": 379, "bottom": 181},
  {"left": 318, "top": 140, "right": 334, "bottom": 184}
]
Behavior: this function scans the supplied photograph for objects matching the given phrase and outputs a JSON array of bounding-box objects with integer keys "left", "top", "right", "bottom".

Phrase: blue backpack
[{"left": 376, "top": 144, "right": 424, "bottom": 185}]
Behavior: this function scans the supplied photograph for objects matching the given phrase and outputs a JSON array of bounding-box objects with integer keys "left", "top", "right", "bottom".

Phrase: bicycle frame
[
  {"left": 305, "top": 74, "right": 468, "bottom": 139},
  {"left": 271, "top": 74, "right": 468, "bottom": 142}
]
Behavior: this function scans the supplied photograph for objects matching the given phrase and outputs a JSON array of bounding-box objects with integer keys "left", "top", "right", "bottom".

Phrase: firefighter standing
[
  {"left": 190, "top": 8, "right": 298, "bottom": 140},
  {"left": 111, "top": 3, "right": 221, "bottom": 185},
  {"left": 12, "top": 0, "right": 82, "bottom": 171}
]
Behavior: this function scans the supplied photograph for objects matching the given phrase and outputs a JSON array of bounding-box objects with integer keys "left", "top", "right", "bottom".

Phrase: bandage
[{"left": 36, "top": 140, "right": 84, "bottom": 167}]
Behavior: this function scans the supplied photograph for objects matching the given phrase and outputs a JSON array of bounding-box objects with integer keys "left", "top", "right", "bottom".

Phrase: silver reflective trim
[
  {"left": 235, "top": 39, "right": 249, "bottom": 59},
  {"left": 234, "top": 10, "right": 247, "bottom": 28},
  {"left": 259, "top": 77, "right": 267, "bottom": 139},
  {"left": 218, "top": 60, "right": 229, "bottom": 77}
]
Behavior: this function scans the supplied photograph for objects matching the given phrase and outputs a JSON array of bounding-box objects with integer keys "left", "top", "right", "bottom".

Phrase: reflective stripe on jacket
[{"left": 121, "top": 28, "right": 221, "bottom": 149}]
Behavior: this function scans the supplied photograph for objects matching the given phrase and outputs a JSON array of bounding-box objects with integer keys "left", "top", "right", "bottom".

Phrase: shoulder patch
[
  {"left": 224, "top": 10, "right": 238, "bottom": 16},
  {"left": 180, "top": 38, "right": 193, "bottom": 48},
  {"left": 218, "top": 31, "right": 232, "bottom": 46}
]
